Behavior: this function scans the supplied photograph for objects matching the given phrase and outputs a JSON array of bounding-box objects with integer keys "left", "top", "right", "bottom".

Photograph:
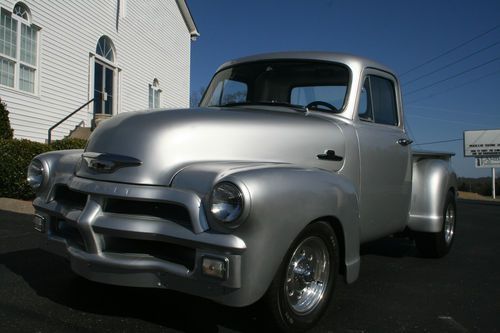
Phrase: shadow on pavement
[
  {"left": 0, "top": 209, "right": 39, "bottom": 254},
  {"left": 0, "top": 248, "right": 272, "bottom": 332},
  {"left": 0, "top": 208, "right": 425, "bottom": 332},
  {"left": 360, "top": 236, "right": 420, "bottom": 258}
]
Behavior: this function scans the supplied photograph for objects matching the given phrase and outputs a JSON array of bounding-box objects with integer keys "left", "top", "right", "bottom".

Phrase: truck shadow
[
  {"left": 0, "top": 248, "right": 271, "bottom": 333},
  {"left": 1, "top": 209, "right": 274, "bottom": 332},
  {"left": 360, "top": 236, "right": 420, "bottom": 258},
  {"left": 0, "top": 239, "right": 418, "bottom": 332},
  {"left": 1, "top": 209, "right": 419, "bottom": 332}
]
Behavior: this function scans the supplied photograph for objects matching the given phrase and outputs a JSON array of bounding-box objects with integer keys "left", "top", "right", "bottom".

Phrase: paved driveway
[{"left": 0, "top": 199, "right": 499, "bottom": 332}]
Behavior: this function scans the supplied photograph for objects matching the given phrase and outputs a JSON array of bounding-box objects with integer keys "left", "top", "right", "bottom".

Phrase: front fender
[
  {"left": 32, "top": 149, "right": 84, "bottom": 202},
  {"left": 172, "top": 163, "right": 360, "bottom": 306}
]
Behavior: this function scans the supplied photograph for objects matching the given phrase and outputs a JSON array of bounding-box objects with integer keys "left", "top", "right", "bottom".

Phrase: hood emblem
[{"left": 82, "top": 153, "right": 142, "bottom": 173}]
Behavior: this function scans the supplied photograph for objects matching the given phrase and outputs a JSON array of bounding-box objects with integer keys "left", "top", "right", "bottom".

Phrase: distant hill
[{"left": 458, "top": 177, "right": 499, "bottom": 196}]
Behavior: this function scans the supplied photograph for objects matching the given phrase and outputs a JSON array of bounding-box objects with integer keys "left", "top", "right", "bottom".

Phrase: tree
[
  {"left": 190, "top": 86, "right": 206, "bottom": 108},
  {"left": 0, "top": 98, "right": 13, "bottom": 139}
]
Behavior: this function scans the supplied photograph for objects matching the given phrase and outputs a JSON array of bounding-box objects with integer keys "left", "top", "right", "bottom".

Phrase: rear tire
[
  {"left": 415, "top": 191, "right": 456, "bottom": 258},
  {"left": 265, "top": 221, "right": 339, "bottom": 332}
]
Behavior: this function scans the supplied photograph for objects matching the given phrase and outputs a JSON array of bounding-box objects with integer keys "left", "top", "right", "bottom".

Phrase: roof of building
[{"left": 176, "top": 0, "right": 199, "bottom": 40}]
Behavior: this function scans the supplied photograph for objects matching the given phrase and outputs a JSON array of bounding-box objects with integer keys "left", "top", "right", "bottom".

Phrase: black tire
[
  {"left": 265, "top": 221, "right": 339, "bottom": 332},
  {"left": 415, "top": 191, "right": 457, "bottom": 258}
]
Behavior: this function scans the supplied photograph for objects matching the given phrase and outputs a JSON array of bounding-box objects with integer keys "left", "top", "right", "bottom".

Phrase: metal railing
[{"left": 48, "top": 98, "right": 94, "bottom": 144}]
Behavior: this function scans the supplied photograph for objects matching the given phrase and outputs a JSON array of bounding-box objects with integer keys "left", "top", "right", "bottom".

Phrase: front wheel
[
  {"left": 415, "top": 191, "right": 457, "bottom": 258},
  {"left": 265, "top": 222, "right": 339, "bottom": 332}
]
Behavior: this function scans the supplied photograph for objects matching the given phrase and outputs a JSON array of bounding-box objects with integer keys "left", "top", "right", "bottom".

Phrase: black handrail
[{"left": 48, "top": 98, "right": 94, "bottom": 144}]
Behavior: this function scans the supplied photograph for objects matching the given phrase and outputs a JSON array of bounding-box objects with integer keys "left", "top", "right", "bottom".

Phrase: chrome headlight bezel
[
  {"left": 209, "top": 181, "right": 247, "bottom": 226},
  {"left": 27, "top": 159, "right": 47, "bottom": 190}
]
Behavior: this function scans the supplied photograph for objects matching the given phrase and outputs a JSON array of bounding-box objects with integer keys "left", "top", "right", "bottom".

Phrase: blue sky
[{"left": 188, "top": 0, "right": 500, "bottom": 178}]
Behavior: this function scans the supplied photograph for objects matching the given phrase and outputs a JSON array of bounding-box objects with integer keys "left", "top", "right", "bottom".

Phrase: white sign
[
  {"left": 464, "top": 129, "right": 500, "bottom": 157},
  {"left": 475, "top": 157, "right": 500, "bottom": 168}
]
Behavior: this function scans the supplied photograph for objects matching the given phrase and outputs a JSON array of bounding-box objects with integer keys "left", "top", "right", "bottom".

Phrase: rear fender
[{"left": 408, "top": 158, "right": 457, "bottom": 233}]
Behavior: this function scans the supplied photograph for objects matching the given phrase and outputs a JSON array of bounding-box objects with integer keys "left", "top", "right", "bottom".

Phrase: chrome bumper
[{"left": 33, "top": 176, "right": 246, "bottom": 301}]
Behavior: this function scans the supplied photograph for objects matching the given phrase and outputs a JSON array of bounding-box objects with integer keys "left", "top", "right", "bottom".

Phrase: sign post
[
  {"left": 494, "top": 168, "right": 496, "bottom": 200},
  {"left": 465, "top": 130, "right": 500, "bottom": 200},
  {"left": 475, "top": 157, "right": 499, "bottom": 199}
]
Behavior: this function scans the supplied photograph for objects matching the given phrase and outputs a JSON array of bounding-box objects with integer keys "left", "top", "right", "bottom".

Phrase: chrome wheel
[
  {"left": 444, "top": 203, "right": 455, "bottom": 245},
  {"left": 266, "top": 222, "right": 338, "bottom": 332},
  {"left": 285, "top": 236, "right": 330, "bottom": 315}
]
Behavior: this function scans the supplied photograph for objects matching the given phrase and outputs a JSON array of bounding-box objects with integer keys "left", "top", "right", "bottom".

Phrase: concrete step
[{"left": 68, "top": 126, "right": 92, "bottom": 140}]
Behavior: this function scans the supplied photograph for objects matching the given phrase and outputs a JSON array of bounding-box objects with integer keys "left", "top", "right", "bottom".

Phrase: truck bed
[{"left": 412, "top": 149, "right": 455, "bottom": 161}]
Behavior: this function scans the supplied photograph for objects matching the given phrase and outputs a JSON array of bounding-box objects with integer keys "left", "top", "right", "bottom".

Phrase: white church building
[{"left": 0, "top": 0, "right": 198, "bottom": 142}]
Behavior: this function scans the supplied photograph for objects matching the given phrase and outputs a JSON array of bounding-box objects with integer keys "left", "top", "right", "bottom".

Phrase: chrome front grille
[
  {"left": 51, "top": 219, "right": 86, "bottom": 251},
  {"left": 103, "top": 198, "right": 192, "bottom": 230},
  {"left": 53, "top": 185, "right": 88, "bottom": 211},
  {"left": 39, "top": 178, "right": 207, "bottom": 272}
]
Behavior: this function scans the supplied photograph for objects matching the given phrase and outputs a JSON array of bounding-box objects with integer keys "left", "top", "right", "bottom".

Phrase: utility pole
[{"left": 493, "top": 168, "right": 496, "bottom": 199}]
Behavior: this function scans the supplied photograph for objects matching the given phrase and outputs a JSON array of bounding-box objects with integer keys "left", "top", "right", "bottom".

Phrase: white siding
[{"left": 0, "top": 0, "right": 192, "bottom": 142}]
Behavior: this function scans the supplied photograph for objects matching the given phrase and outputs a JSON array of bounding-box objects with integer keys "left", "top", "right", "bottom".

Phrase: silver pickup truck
[{"left": 28, "top": 52, "right": 457, "bottom": 332}]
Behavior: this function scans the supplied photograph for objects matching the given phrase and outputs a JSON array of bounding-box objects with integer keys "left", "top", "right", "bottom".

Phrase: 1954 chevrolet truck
[{"left": 28, "top": 52, "right": 457, "bottom": 332}]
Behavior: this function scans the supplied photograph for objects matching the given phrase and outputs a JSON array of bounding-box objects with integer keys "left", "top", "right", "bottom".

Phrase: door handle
[
  {"left": 317, "top": 150, "right": 343, "bottom": 161},
  {"left": 397, "top": 138, "right": 413, "bottom": 146}
]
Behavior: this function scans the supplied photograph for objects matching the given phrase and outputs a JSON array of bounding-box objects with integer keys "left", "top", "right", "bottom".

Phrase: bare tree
[{"left": 190, "top": 86, "right": 206, "bottom": 107}]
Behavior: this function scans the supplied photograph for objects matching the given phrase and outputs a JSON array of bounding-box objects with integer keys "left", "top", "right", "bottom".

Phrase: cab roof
[{"left": 217, "top": 51, "right": 395, "bottom": 76}]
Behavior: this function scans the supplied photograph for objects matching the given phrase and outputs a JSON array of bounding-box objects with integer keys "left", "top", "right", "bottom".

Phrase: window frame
[
  {"left": 0, "top": 5, "right": 40, "bottom": 95},
  {"left": 88, "top": 50, "right": 121, "bottom": 121},
  {"left": 356, "top": 69, "right": 402, "bottom": 128}
]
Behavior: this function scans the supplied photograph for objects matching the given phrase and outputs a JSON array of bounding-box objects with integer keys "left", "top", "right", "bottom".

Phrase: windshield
[{"left": 200, "top": 60, "right": 350, "bottom": 113}]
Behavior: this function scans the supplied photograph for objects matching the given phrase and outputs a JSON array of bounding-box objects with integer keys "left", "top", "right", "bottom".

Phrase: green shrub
[
  {"left": 50, "top": 137, "right": 87, "bottom": 150},
  {"left": 0, "top": 137, "right": 87, "bottom": 200},
  {"left": 0, "top": 98, "right": 14, "bottom": 139},
  {"left": 0, "top": 139, "right": 50, "bottom": 200}
]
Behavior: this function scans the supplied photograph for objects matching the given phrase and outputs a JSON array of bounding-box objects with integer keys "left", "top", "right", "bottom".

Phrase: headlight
[
  {"left": 210, "top": 182, "right": 244, "bottom": 223},
  {"left": 27, "top": 159, "right": 45, "bottom": 189}
]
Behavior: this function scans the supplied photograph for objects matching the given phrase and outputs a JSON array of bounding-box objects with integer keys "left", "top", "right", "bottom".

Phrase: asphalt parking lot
[{"left": 0, "top": 199, "right": 499, "bottom": 332}]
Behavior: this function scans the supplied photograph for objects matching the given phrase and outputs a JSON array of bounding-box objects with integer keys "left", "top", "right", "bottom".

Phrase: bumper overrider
[{"left": 33, "top": 175, "right": 247, "bottom": 304}]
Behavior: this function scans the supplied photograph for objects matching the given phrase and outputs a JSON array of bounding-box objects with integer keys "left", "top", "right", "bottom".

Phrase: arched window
[
  {"left": 149, "top": 78, "right": 161, "bottom": 108},
  {"left": 13, "top": 2, "right": 30, "bottom": 21},
  {"left": 0, "top": 2, "right": 39, "bottom": 93},
  {"left": 96, "top": 36, "right": 115, "bottom": 62}
]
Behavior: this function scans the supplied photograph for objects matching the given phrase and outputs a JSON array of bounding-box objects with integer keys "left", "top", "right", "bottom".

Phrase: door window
[
  {"left": 358, "top": 75, "right": 398, "bottom": 126},
  {"left": 358, "top": 79, "right": 373, "bottom": 121},
  {"left": 93, "top": 62, "right": 114, "bottom": 115},
  {"left": 93, "top": 62, "right": 103, "bottom": 114},
  {"left": 93, "top": 36, "right": 116, "bottom": 115}
]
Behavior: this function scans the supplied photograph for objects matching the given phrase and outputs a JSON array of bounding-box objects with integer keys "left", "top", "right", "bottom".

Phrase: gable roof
[{"left": 176, "top": 0, "right": 200, "bottom": 40}]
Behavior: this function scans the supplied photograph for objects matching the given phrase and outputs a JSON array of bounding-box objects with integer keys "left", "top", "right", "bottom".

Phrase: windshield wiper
[{"left": 219, "top": 101, "right": 307, "bottom": 113}]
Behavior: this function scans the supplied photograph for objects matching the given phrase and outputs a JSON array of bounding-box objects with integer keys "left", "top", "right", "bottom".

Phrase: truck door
[{"left": 355, "top": 70, "right": 412, "bottom": 242}]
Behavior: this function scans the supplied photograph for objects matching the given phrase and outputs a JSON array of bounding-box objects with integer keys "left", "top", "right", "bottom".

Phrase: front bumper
[{"left": 34, "top": 176, "right": 247, "bottom": 304}]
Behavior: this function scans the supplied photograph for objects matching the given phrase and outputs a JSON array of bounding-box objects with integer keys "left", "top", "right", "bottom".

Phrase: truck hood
[{"left": 77, "top": 107, "right": 346, "bottom": 186}]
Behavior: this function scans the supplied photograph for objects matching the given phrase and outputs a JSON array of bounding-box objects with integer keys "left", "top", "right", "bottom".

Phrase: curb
[{"left": 0, "top": 197, "right": 34, "bottom": 215}]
